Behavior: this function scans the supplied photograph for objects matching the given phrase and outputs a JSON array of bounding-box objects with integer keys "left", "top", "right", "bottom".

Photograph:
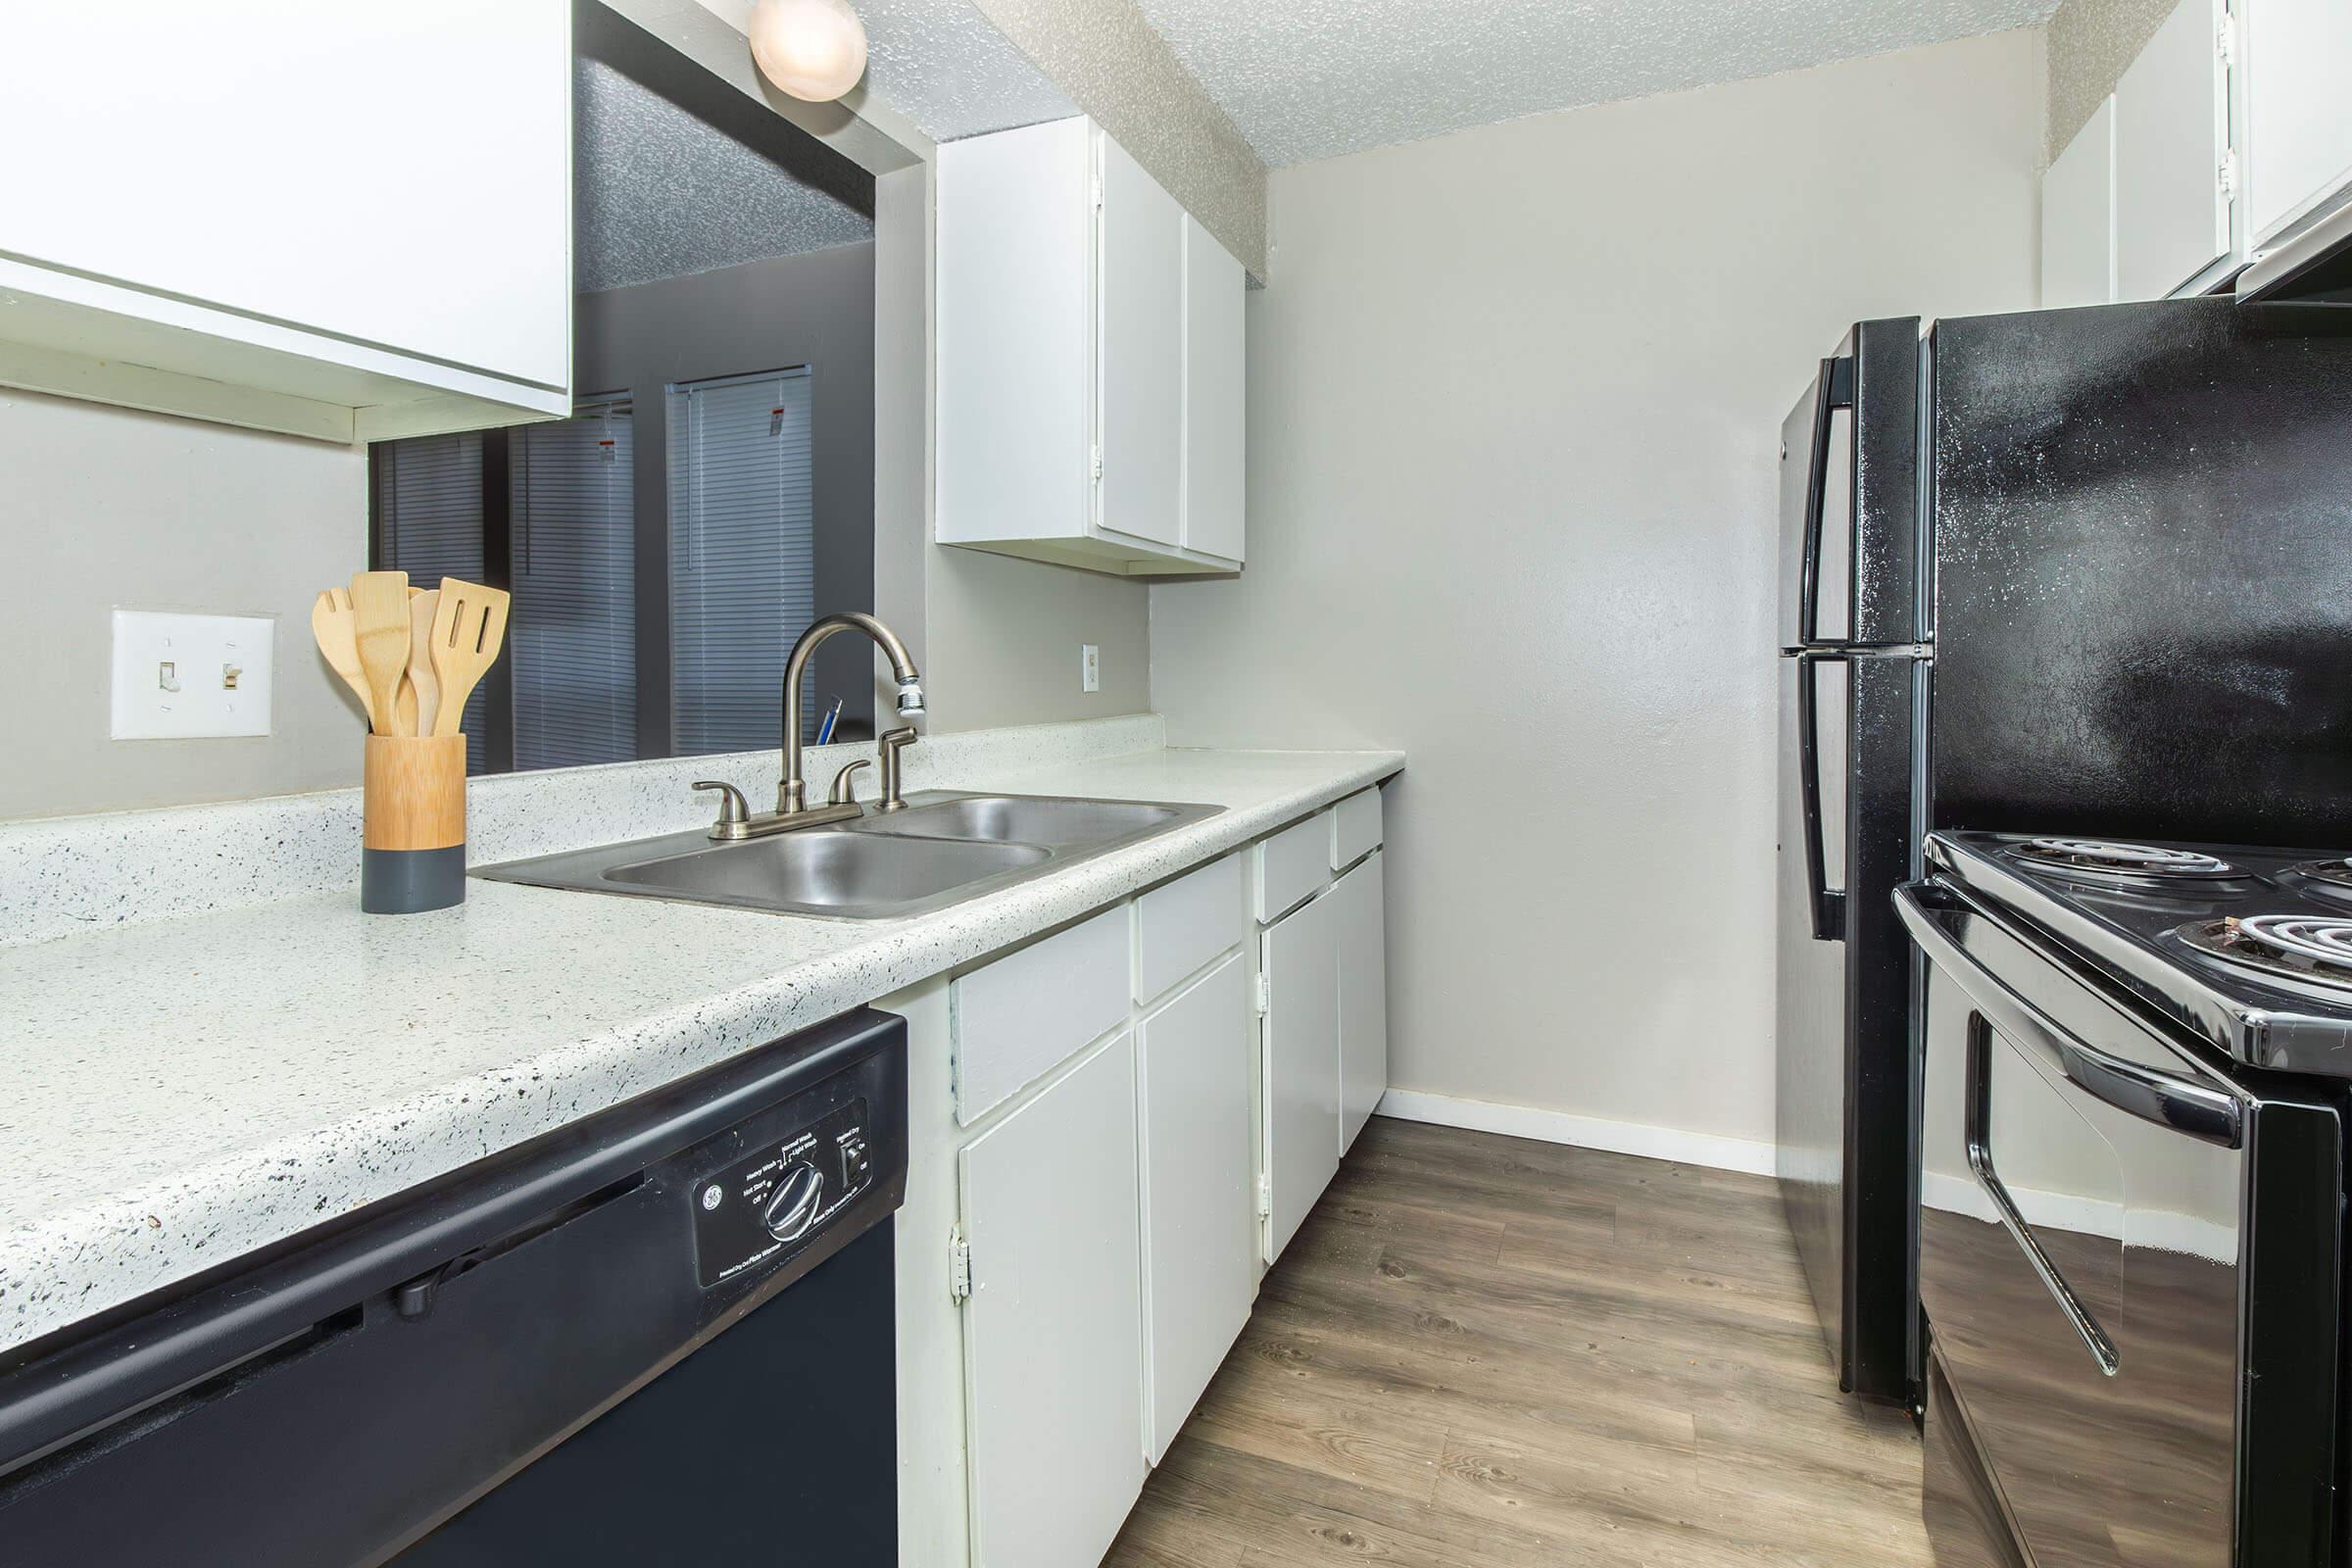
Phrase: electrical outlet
[
  {"left": 1080, "top": 643, "right": 1101, "bottom": 694},
  {"left": 111, "top": 609, "right": 274, "bottom": 739}
]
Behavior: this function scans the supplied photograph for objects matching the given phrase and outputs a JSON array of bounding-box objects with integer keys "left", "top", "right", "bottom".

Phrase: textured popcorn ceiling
[
  {"left": 1133, "top": 0, "right": 2062, "bottom": 166},
  {"left": 857, "top": 0, "right": 1082, "bottom": 141},
  {"left": 575, "top": 57, "right": 874, "bottom": 293}
]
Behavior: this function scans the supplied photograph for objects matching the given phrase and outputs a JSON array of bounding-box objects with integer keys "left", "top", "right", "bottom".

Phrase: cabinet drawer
[
  {"left": 1330, "top": 787, "right": 1383, "bottom": 870},
  {"left": 1135, "top": 856, "right": 1243, "bottom": 1004},
  {"left": 1252, "top": 812, "right": 1332, "bottom": 923},
  {"left": 954, "top": 907, "right": 1130, "bottom": 1125}
]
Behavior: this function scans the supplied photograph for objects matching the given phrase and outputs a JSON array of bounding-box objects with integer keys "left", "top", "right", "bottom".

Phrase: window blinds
[
  {"left": 374, "top": 432, "right": 489, "bottom": 774},
  {"left": 666, "top": 368, "right": 818, "bottom": 753},
  {"left": 509, "top": 400, "right": 637, "bottom": 770}
]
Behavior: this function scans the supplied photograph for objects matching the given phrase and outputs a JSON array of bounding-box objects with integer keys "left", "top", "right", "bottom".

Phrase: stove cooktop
[{"left": 1927, "top": 830, "right": 2352, "bottom": 1082}]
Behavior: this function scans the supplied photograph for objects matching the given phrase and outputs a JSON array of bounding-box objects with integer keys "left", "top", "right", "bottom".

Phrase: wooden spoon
[
  {"left": 403, "top": 588, "right": 442, "bottom": 738},
  {"left": 428, "top": 578, "right": 511, "bottom": 737},
  {"left": 349, "top": 570, "right": 412, "bottom": 736},
  {"left": 310, "top": 588, "right": 373, "bottom": 726}
]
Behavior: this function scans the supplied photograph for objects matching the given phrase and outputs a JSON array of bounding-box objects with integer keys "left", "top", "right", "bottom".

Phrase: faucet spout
[{"left": 780, "top": 612, "right": 923, "bottom": 814}]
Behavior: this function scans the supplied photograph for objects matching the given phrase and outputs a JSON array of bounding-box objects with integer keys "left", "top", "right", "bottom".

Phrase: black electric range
[{"left": 1901, "top": 830, "right": 2352, "bottom": 1566}]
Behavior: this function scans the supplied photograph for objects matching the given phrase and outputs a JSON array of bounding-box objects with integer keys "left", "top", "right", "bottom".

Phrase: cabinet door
[
  {"left": 1096, "top": 131, "right": 1184, "bottom": 549},
  {"left": 960, "top": 1033, "right": 1147, "bottom": 1568},
  {"left": 0, "top": 0, "right": 570, "bottom": 390},
  {"left": 2114, "top": 0, "right": 2231, "bottom": 300},
  {"left": 1334, "top": 852, "right": 1390, "bottom": 1155},
  {"left": 1138, "top": 956, "right": 1253, "bottom": 1461},
  {"left": 1181, "top": 216, "right": 1247, "bottom": 563},
  {"left": 1262, "top": 890, "right": 1341, "bottom": 1263},
  {"left": 2042, "top": 98, "right": 2117, "bottom": 309},
  {"left": 2244, "top": 0, "right": 2352, "bottom": 245}
]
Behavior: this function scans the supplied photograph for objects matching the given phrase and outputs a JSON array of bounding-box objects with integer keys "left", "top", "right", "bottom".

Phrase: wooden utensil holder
[{"left": 362, "top": 733, "right": 466, "bottom": 913}]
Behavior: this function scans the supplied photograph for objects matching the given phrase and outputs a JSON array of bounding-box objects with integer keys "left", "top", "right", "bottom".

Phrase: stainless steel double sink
[{"left": 475, "top": 791, "right": 1223, "bottom": 920}]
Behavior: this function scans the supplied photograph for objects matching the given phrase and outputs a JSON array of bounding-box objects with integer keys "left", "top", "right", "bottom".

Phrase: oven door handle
[
  {"left": 1894, "top": 884, "right": 2243, "bottom": 1148},
  {"left": 1963, "top": 1017, "right": 2124, "bottom": 1379}
]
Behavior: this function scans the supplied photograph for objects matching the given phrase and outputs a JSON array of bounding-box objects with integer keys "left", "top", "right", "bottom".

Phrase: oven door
[{"left": 1900, "top": 883, "right": 2247, "bottom": 1567}]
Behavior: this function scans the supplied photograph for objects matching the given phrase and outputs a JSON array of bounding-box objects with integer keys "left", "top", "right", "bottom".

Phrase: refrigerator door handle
[
  {"left": 1795, "top": 648, "right": 1846, "bottom": 942},
  {"left": 1797, "top": 354, "right": 1857, "bottom": 648}
]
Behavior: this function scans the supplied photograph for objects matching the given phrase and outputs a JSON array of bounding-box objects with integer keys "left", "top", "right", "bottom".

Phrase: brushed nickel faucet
[{"left": 697, "top": 612, "right": 924, "bottom": 840}]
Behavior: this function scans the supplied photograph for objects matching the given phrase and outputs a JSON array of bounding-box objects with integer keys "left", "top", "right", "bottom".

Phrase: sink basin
[
  {"left": 602, "top": 832, "right": 1048, "bottom": 918},
  {"left": 474, "top": 790, "right": 1223, "bottom": 921},
  {"left": 853, "top": 795, "right": 1182, "bottom": 849}
]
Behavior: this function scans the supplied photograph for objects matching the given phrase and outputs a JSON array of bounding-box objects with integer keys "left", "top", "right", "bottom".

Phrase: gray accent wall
[
  {"left": 0, "top": 388, "right": 368, "bottom": 818},
  {"left": 574, "top": 241, "right": 878, "bottom": 746}
]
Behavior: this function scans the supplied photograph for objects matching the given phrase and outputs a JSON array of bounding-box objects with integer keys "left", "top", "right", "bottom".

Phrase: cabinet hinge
[
  {"left": 1254, "top": 1173, "right": 1273, "bottom": 1220},
  {"left": 1090, "top": 445, "right": 1104, "bottom": 483},
  {"left": 1254, "top": 973, "right": 1272, "bottom": 1016},
  {"left": 2216, "top": 15, "right": 2234, "bottom": 66},
  {"left": 1092, "top": 172, "right": 1104, "bottom": 211},
  {"left": 2218, "top": 152, "right": 2237, "bottom": 200},
  {"left": 949, "top": 1227, "right": 973, "bottom": 1302}
]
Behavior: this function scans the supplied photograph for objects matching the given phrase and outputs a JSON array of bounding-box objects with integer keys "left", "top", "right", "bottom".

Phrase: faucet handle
[
  {"left": 875, "top": 727, "right": 917, "bottom": 813},
  {"left": 693, "top": 780, "right": 751, "bottom": 839},
  {"left": 826, "top": 758, "right": 871, "bottom": 808}
]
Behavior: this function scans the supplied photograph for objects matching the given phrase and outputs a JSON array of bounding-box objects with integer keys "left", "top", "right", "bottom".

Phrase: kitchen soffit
[{"left": 1130, "top": 0, "right": 2062, "bottom": 167}]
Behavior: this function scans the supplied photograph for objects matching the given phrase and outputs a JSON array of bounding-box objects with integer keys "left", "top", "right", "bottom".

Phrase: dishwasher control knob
[{"left": 762, "top": 1160, "right": 825, "bottom": 1242}]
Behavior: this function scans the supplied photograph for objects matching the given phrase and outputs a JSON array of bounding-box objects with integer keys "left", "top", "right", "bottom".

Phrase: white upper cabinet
[
  {"left": 2113, "top": 0, "right": 2232, "bottom": 300},
  {"left": 2042, "top": 98, "right": 2118, "bottom": 309},
  {"left": 938, "top": 117, "right": 1247, "bottom": 575},
  {"left": 2242, "top": 0, "right": 2352, "bottom": 247},
  {"left": 1182, "top": 216, "right": 1248, "bottom": 563},
  {"left": 0, "top": 0, "right": 571, "bottom": 442}
]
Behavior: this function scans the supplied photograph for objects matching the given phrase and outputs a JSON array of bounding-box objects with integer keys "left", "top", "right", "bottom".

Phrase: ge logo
[{"left": 701, "top": 1185, "right": 724, "bottom": 1211}]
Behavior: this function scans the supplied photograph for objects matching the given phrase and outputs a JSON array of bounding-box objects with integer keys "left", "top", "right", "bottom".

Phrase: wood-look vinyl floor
[{"left": 1103, "top": 1115, "right": 1935, "bottom": 1568}]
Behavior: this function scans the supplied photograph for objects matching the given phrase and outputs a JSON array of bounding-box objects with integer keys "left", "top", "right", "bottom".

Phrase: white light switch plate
[
  {"left": 1080, "top": 643, "right": 1101, "bottom": 693},
  {"left": 111, "top": 609, "right": 275, "bottom": 739}
]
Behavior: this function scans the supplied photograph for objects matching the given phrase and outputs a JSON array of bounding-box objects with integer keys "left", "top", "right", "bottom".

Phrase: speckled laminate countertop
[{"left": 0, "top": 743, "right": 1400, "bottom": 1356}]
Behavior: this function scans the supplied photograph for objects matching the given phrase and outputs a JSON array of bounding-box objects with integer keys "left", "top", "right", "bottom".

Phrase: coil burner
[
  {"left": 2176, "top": 912, "right": 2352, "bottom": 992},
  {"left": 2012, "top": 838, "right": 2238, "bottom": 882}
]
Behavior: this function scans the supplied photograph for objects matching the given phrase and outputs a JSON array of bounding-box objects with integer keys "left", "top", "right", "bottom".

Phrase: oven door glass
[{"left": 1918, "top": 912, "right": 2243, "bottom": 1567}]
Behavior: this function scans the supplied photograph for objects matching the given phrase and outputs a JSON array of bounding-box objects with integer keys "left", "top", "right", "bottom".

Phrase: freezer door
[
  {"left": 1929, "top": 297, "right": 2352, "bottom": 843},
  {"left": 1777, "top": 318, "right": 1922, "bottom": 650}
]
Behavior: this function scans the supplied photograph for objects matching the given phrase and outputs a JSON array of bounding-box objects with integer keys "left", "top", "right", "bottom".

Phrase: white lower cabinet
[
  {"left": 1262, "top": 886, "right": 1343, "bottom": 1263},
  {"left": 958, "top": 1032, "right": 1147, "bottom": 1568},
  {"left": 1138, "top": 955, "right": 1254, "bottom": 1461},
  {"left": 1335, "top": 851, "right": 1390, "bottom": 1154}
]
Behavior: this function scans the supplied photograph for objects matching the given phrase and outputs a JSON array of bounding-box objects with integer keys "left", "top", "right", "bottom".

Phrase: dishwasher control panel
[{"left": 692, "top": 1099, "right": 874, "bottom": 1288}]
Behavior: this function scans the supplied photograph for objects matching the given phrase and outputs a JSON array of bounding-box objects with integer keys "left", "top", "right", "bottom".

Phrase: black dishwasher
[{"left": 0, "top": 1007, "right": 906, "bottom": 1568}]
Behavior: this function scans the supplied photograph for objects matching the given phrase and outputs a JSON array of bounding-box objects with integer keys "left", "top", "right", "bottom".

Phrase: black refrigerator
[{"left": 1774, "top": 265, "right": 2352, "bottom": 1406}]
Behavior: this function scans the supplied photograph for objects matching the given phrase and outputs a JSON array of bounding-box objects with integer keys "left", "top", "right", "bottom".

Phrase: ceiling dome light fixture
[{"left": 748, "top": 0, "right": 869, "bottom": 104}]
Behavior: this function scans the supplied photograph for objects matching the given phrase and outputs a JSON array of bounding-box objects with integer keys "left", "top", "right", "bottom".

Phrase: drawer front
[
  {"left": 1135, "top": 855, "right": 1243, "bottom": 1004},
  {"left": 1330, "top": 787, "right": 1383, "bottom": 870},
  {"left": 955, "top": 907, "right": 1131, "bottom": 1125},
  {"left": 1252, "top": 812, "right": 1331, "bottom": 923}
]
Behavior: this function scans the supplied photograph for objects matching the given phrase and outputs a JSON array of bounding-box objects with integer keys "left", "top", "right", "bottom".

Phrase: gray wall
[
  {"left": 574, "top": 240, "right": 877, "bottom": 746},
  {"left": 0, "top": 388, "right": 368, "bottom": 818},
  {"left": 2045, "top": 0, "right": 2177, "bottom": 160},
  {"left": 1150, "top": 28, "right": 2047, "bottom": 1149}
]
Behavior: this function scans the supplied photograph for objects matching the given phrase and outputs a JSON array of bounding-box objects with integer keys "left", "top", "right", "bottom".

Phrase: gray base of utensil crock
[{"left": 363, "top": 845, "right": 467, "bottom": 913}]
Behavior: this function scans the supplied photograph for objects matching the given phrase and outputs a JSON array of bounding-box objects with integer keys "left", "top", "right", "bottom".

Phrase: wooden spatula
[
  {"left": 403, "top": 588, "right": 442, "bottom": 738},
  {"left": 428, "top": 578, "right": 511, "bottom": 737},
  {"left": 350, "top": 571, "right": 412, "bottom": 735},
  {"left": 310, "top": 588, "right": 374, "bottom": 726}
]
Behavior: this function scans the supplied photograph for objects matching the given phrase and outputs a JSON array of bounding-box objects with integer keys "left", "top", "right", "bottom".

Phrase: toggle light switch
[{"left": 112, "top": 610, "right": 274, "bottom": 740}]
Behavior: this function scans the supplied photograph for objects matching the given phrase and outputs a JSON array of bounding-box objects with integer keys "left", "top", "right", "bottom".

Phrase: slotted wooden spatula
[
  {"left": 350, "top": 571, "right": 412, "bottom": 735},
  {"left": 310, "top": 588, "right": 374, "bottom": 726},
  {"left": 428, "top": 578, "right": 511, "bottom": 737}
]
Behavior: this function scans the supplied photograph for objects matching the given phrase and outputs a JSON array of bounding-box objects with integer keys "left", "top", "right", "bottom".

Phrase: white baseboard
[{"left": 1373, "top": 1089, "right": 1779, "bottom": 1178}]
